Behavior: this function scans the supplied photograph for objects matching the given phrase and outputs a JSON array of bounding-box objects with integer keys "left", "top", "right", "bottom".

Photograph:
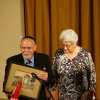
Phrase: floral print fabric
[{"left": 52, "top": 47, "right": 96, "bottom": 100}]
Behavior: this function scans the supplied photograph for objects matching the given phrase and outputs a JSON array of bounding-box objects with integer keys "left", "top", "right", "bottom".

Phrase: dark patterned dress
[{"left": 52, "top": 47, "right": 96, "bottom": 100}]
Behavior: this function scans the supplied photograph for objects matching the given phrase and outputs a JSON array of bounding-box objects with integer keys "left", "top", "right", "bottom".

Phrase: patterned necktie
[{"left": 26, "top": 60, "right": 32, "bottom": 65}]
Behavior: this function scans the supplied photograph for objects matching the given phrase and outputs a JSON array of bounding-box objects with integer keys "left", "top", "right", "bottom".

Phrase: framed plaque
[{"left": 4, "top": 63, "right": 43, "bottom": 99}]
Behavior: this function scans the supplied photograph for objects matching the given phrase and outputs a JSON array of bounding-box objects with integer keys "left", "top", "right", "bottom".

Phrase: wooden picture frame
[{"left": 4, "top": 63, "right": 42, "bottom": 99}]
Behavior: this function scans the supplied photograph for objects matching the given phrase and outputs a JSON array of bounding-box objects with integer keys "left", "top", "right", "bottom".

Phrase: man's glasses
[{"left": 21, "top": 47, "right": 32, "bottom": 50}]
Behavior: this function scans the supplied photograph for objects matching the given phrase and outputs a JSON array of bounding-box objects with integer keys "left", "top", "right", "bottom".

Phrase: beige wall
[{"left": 0, "top": 0, "right": 24, "bottom": 98}]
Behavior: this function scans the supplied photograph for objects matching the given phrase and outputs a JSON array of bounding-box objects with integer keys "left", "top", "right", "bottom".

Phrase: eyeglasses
[
  {"left": 61, "top": 43, "right": 73, "bottom": 48},
  {"left": 21, "top": 47, "right": 32, "bottom": 50}
]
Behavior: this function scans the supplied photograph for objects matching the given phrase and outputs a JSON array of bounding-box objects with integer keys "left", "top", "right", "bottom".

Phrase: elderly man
[{"left": 3, "top": 36, "right": 55, "bottom": 100}]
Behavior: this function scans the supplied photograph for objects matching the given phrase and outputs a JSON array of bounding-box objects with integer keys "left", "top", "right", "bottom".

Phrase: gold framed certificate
[{"left": 4, "top": 63, "right": 42, "bottom": 99}]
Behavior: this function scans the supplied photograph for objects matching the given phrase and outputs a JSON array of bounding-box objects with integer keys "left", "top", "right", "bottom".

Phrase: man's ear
[{"left": 34, "top": 44, "right": 37, "bottom": 51}]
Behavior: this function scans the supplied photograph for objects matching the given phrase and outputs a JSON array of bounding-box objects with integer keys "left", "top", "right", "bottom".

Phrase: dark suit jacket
[{"left": 3, "top": 52, "right": 55, "bottom": 100}]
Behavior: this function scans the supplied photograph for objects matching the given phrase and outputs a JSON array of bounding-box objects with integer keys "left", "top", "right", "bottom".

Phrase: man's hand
[{"left": 38, "top": 71, "right": 48, "bottom": 81}]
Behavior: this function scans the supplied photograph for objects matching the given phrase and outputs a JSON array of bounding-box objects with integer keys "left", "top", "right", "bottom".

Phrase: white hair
[{"left": 59, "top": 29, "right": 78, "bottom": 43}]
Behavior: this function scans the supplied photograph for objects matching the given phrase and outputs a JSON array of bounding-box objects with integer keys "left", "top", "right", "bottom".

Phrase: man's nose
[{"left": 24, "top": 48, "right": 30, "bottom": 52}]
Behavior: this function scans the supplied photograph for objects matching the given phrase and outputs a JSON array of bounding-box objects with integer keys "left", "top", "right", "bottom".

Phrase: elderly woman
[{"left": 51, "top": 29, "right": 96, "bottom": 100}]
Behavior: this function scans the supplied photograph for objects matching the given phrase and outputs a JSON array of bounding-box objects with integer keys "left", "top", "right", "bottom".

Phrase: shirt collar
[{"left": 24, "top": 56, "right": 34, "bottom": 66}]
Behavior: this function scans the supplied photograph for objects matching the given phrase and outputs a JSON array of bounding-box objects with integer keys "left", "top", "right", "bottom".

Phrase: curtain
[{"left": 24, "top": 0, "right": 100, "bottom": 99}]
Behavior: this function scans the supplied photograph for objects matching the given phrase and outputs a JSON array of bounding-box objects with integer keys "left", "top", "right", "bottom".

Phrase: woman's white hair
[{"left": 59, "top": 29, "right": 78, "bottom": 43}]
